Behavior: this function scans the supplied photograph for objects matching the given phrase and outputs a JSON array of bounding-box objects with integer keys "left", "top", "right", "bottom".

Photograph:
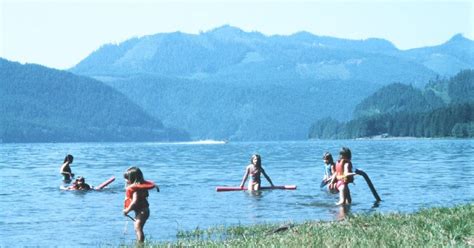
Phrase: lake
[{"left": 0, "top": 139, "right": 472, "bottom": 246}]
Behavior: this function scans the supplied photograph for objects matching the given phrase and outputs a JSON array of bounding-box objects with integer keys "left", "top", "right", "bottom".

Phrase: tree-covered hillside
[
  {"left": 71, "top": 26, "right": 473, "bottom": 82},
  {"left": 400, "top": 34, "right": 474, "bottom": 76},
  {"left": 69, "top": 25, "right": 473, "bottom": 141},
  {"left": 71, "top": 25, "right": 442, "bottom": 88},
  {"left": 0, "top": 58, "right": 189, "bottom": 142},
  {"left": 353, "top": 83, "right": 445, "bottom": 118},
  {"left": 103, "top": 75, "right": 379, "bottom": 141},
  {"left": 66, "top": 26, "right": 474, "bottom": 140},
  {"left": 354, "top": 69, "right": 474, "bottom": 118},
  {"left": 309, "top": 70, "right": 474, "bottom": 139}
]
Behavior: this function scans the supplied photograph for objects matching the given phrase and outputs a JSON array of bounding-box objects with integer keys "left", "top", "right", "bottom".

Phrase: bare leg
[
  {"left": 249, "top": 182, "right": 260, "bottom": 191},
  {"left": 345, "top": 187, "right": 352, "bottom": 204},
  {"left": 254, "top": 183, "right": 261, "bottom": 191},
  {"left": 336, "top": 184, "right": 346, "bottom": 205},
  {"left": 134, "top": 208, "right": 150, "bottom": 243}
]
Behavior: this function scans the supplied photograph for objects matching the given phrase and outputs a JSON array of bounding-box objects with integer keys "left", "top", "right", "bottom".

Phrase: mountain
[
  {"left": 69, "top": 26, "right": 474, "bottom": 141},
  {"left": 101, "top": 75, "right": 378, "bottom": 141},
  {"left": 399, "top": 34, "right": 474, "bottom": 76},
  {"left": 352, "top": 83, "right": 444, "bottom": 119},
  {"left": 354, "top": 69, "right": 474, "bottom": 119},
  {"left": 71, "top": 25, "right": 440, "bottom": 87},
  {"left": 309, "top": 70, "right": 474, "bottom": 139},
  {"left": 0, "top": 58, "right": 189, "bottom": 142}
]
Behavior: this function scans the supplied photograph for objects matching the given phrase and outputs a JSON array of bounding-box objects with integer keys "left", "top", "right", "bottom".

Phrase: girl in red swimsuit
[{"left": 240, "top": 154, "right": 275, "bottom": 191}]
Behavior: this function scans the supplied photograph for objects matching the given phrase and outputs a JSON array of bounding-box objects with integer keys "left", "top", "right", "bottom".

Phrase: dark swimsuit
[
  {"left": 250, "top": 168, "right": 262, "bottom": 184},
  {"left": 61, "top": 165, "right": 72, "bottom": 183}
]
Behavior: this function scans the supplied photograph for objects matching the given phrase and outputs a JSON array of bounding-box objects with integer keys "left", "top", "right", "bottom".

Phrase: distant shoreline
[
  {"left": 355, "top": 135, "right": 470, "bottom": 140},
  {"left": 356, "top": 135, "right": 431, "bottom": 140},
  {"left": 309, "top": 136, "right": 471, "bottom": 141}
]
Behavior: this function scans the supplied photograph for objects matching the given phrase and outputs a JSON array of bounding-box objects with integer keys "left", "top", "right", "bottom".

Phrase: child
[
  {"left": 123, "top": 166, "right": 158, "bottom": 243},
  {"left": 59, "top": 154, "right": 75, "bottom": 183},
  {"left": 329, "top": 147, "right": 356, "bottom": 205},
  {"left": 240, "top": 154, "right": 275, "bottom": 191},
  {"left": 68, "top": 176, "right": 91, "bottom": 190},
  {"left": 322, "top": 152, "right": 335, "bottom": 184}
]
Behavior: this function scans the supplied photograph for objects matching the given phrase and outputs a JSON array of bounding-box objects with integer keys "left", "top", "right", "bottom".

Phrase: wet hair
[
  {"left": 76, "top": 176, "right": 85, "bottom": 183},
  {"left": 339, "top": 147, "right": 352, "bottom": 160},
  {"left": 64, "top": 154, "right": 74, "bottom": 163},
  {"left": 250, "top": 154, "right": 262, "bottom": 168},
  {"left": 322, "top": 152, "right": 334, "bottom": 164},
  {"left": 124, "top": 166, "right": 145, "bottom": 184}
]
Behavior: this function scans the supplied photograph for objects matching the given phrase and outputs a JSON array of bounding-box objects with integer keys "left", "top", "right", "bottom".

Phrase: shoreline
[
  {"left": 121, "top": 203, "right": 473, "bottom": 247},
  {"left": 355, "top": 135, "right": 465, "bottom": 140}
]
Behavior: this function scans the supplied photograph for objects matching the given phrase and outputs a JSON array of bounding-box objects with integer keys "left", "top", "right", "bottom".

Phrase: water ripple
[{"left": 0, "top": 139, "right": 472, "bottom": 247}]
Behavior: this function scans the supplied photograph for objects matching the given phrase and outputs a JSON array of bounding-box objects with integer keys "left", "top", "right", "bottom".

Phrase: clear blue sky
[{"left": 1, "top": 0, "right": 472, "bottom": 69}]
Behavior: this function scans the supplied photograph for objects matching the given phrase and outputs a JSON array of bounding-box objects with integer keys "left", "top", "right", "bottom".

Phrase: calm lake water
[{"left": 0, "top": 139, "right": 472, "bottom": 246}]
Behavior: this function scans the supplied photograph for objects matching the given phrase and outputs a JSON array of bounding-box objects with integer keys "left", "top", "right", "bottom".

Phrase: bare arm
[
  {"left": 262, "top": 170, "right": 274, "bottom": 187},
  {"left": 59, "top": 162, "right": 67, "bottom": 173},
  {"left": 239, "top": 166, "right": 250, "bottom": 188},
  {"left": 337, "top": 162, "right": 356, "bottom": 179},
  {"left": 329, "top": 172, "right": 337, "bottom": 184},
  {"left": 59, "top": 162, "right": 74, "bottom": 177},
  {"left": 123, "top": 191, "right": 138, "bottom": 215},
  {"left": 344, "top": 162, "right": 350, "bottom": 175}
]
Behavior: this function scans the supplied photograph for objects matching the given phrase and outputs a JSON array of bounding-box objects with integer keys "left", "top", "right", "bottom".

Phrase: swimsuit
[
  {"left": 61, "top": 165, "right": 72, "bottom": 181},
  {"left": 324, "top": 164, "right": 332, "bottom": 178},
  {"left": 249, "top": 166, "right": 264, "bottom": 184}
]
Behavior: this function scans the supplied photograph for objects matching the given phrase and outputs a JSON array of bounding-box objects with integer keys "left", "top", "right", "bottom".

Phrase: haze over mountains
[
  {"left": 69, "top": 25, "right": 473, "bottom": 141},
  {"left": 2, "top": 25, "right": 473, "bottom": 142},
  {"left": 72, "top": 26, "right": 472, "bottom": 82}
]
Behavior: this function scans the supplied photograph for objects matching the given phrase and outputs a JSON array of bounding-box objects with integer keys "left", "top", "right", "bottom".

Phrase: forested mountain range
[
  {"left": 400, "top": 34, "right": 474, "bottom": 76},
  {"left": 68, "top": 25, "right": 474, "bottom": 141},
  {"left": 71, "top": 26, "right": 472, "bottom": 82},
  {"left": 309, "top": 70, "right": 474, "bottom": 139},
  {"left": 0, "top": 58, "right": 189, "bottom": 142},
  {"left": 352, "top": 83, "right": 444, "bottom": 118}
]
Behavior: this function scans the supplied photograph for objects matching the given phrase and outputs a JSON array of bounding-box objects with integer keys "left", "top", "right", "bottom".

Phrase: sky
[{"left": 0, "top": 0, "right": 473, "bottom": 70}]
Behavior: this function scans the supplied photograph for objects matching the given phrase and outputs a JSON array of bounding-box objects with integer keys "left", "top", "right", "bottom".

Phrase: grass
[{"left": 122, "top": 203, "right": 473, "bottom": 247}]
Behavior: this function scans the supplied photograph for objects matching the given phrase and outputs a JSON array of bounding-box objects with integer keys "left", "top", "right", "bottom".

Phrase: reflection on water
[
  {"left": 336, "top": 205, "right": 351, "bottom": 220},
  {"left": 247, "top": 190, "right": 264, "bottom": 198},
  {"left": 0, "top": 139, "right": 472, "bottom": 247}
]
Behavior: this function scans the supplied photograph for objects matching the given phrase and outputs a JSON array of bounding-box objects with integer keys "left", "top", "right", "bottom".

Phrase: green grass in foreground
[{"left": 126, "top": 204, "right": 474, "bottom": 247}]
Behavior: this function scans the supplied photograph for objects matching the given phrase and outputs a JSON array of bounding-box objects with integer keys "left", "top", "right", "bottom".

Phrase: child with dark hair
[
  {"left": 329, "top": 147, "right": 356, "bottom": 205},
  {"left": 69, "top": 176, "right": 91, "bottom": 190},
  {"left": 59, "top": 154, "right": 75, "bottom": 183},
  {"left": 240, "top": 154, "right": 275, "bottom": 191},
  {"left": 322, "top": 152, "right": 335, "bottom": 183},
  {"left": 123, "top": 166, "right": 158, "bottom": 243}
]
